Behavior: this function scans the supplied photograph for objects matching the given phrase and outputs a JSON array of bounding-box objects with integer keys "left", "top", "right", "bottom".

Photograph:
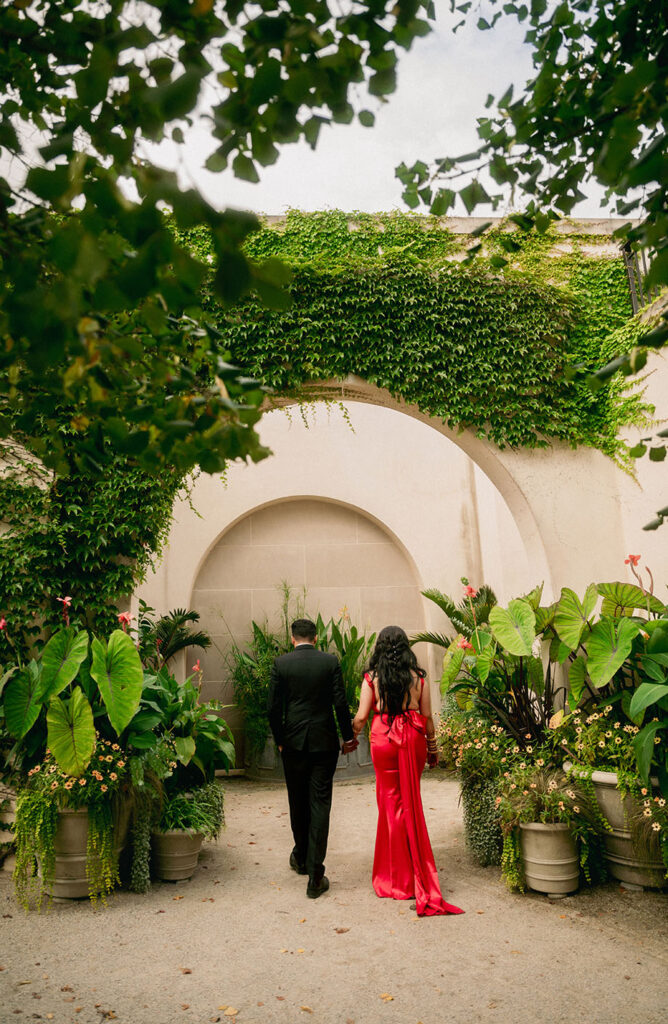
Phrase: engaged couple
[{"left": 267, "top": 618, "right": 464, "bottom": 917}]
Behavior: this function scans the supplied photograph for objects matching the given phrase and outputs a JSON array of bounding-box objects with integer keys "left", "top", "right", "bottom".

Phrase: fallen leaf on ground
[
  {"left": 217, "top": 1006, "right": 227, "bottom": 1010},
  {"left": 156, "top": 910, "right": 165, "bottom": 914},
  {"left": 257, "top": 1002, "right": 264, "bottom": 1007},
  {"left": 2, "top": 914, "right": 12, "bottom": 919},
  {"left": 173, "top": 895, "right": 185, "bottom": 901},
  {"left": 379, "top": 993, "right": 394, "bottom": 1002},
  {"left": 559, "top": 915, "right": 567, "bottom": 919},
  {"left": 296, "top": 948, "right": 305, "bottom": 954},
  {"left": 46, "top": 1016, "right": 54, "bottom": 1020},
  {"left": 63, "top": 996, "right": 75, "bottom": 1002},
  {"left": 223, "top": 1009, "right": 238, "bottom": 1017},
  {"left": 61, "top": 986, "right": 73, "bottom": 992},
  {"left": 280, "top": 948, "right": 288, "bottom": 953},
  {"left": 301, "top": 1007, "right": 313, "bottom": 1013},
  {"left": 334, "top": 927, "right": 349, "bottom": 934},
  {"left": 476, "top": 910, "right": 484, "bottom": 915},
  {"left": 510, "top": 950, "right": 522, "bottom": 955},
  {"left": 181, "top": 1004, "right": 190, "bottom": 1010},
  {"left": 75, "top": 1007, "right": 83, "bottom": 1013},
  {"left": 181, "top": 968, "right": 193, "bottom": 974},
  {"left": 299, "top": 918, "right": 306, "bottom": 923},
  {"left": 276, "top": 996, "right": 285, "bottom": 1001}
]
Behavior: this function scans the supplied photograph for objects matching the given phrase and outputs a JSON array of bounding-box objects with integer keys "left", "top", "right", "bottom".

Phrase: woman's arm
[
  {"left": 352, "top": 677, "right": 374, "bottom": 737},
  {"left": 419, "top": 677, "right": 439, "bottom": 767}
]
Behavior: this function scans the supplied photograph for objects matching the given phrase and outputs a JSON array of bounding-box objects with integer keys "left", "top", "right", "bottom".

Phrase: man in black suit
[{"left": 268, "top": 618, "right": 358, "bottom": 899}]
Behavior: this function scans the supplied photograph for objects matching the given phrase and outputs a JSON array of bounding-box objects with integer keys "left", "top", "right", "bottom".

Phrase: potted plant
[
  {"left": 152, "top": 779, "right": 225, "bottom": 881},
  {"left": 13, "top": 738, "right": 128, "bottom": 908},
  {"left": 142, "top": 660, "right": 235, "bottom": 883},
  {"left": 2, "top": 610, "right": 145, "bottom": 907},
  {"left": 497, "top": 765, "right": 606, "bottom": 896},
  {"left": 554, "top": 707, "right": 667, "bottom": 888}
]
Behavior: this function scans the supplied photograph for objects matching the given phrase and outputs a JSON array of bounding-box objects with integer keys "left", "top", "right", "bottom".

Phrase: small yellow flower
[
  {"left": 101, "top": 784, "right": 108, "bottom": 792},
  {"left": 79, "top": 778, "right": 87, "bottom": 786},
  {"left": 573, "top": 806, "right": 580, "bottom": 813},
  {"left": 109, "top": 772, "right": 118, "bottom": 781},
  {"left": 652, "top": 822, "right": 661, "bottom": 832},
  {"left": 50, "top": 781, "right": 58, "bottom": 791},
  {"left": 641, "top": 788, "right": 648, "bottom": 796},
  {"left": 64, "top": 780, "right": 74, "bottom": 790},
  {"left": 644, "top": 808, "right": 652, "bottom": 817}
]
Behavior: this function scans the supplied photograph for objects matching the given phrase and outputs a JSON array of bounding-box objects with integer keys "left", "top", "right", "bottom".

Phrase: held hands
[{"left": 341, "top": 738, "right": 359, "bottom": 755}]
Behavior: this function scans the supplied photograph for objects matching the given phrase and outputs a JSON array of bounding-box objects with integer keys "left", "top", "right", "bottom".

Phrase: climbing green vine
[{"left": 179, "top": 210, "right": 651, "bottom": 463}]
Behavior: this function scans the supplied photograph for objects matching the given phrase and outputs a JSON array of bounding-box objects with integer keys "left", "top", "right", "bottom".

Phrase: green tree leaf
[
  {"left": 46, "top": 687, "right": 96, "bottom": 777},
  {"left": 568, "top": 656, "right": 587, "bottom": 711},
  {"left": 440, "top": 640, "right": 465, "bottom": 694},
  {"left": 90, "top": 630, "right": 143, "bottom": 736},
  {"left": 596, "top": 581, "right": 665, "bottom": 616}
]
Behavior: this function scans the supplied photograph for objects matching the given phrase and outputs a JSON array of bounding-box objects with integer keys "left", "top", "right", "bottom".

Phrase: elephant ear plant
[{"left": 1, "top": 616, "right": 145, "bottom": 907}]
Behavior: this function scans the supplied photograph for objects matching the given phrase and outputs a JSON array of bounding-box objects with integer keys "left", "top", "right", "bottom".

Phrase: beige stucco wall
[{"left": 137, "top": 355, "right": 668, "bottom": 754}]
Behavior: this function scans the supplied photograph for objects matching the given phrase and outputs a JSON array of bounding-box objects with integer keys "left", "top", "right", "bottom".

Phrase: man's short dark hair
[{"left": 291, "top": 618, "right": 317, "bottom": 642}]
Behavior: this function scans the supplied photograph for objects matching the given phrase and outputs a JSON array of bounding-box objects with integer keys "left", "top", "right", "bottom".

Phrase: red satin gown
[{"left": 367, "top": 674, "right": 464, "bottom": 917}]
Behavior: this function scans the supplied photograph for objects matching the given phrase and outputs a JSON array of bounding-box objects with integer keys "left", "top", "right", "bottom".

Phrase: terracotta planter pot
[
  {"left": 519, "top": 822, "right": 579, "bottom": 896},
  {"left": 151, "top": 830, "right": 204, "bottom": 881},
  {"left": 44, "top": 807, "right": 123, "bottom": 900},
  {"left": 590, "top": 769, "right": 665, "bottom": 889}
]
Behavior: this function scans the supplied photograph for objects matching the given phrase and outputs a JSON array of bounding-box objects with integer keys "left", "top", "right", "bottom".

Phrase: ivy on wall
[
  {"left": 0, "top": 444, "right": 183, "bottom": 658},
  {"left": 180, "top": 210, "right": 651, "bottom": 464}
]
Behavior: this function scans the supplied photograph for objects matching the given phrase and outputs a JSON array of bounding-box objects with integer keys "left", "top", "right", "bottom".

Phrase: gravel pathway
[{"left": 1, "top": 774, "right": 667, "bottom": 1024}]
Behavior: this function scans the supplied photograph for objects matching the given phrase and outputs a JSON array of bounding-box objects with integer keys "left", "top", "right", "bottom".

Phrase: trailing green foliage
[
  {"left": 460, "top": 777, "right": 503, "bottom": 868},
  {"left": 182, "top": 211, "right": 651, "bottom": 463}
]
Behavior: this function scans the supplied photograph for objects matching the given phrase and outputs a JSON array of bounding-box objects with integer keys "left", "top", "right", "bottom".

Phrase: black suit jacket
[{"left": 267, "top": 645, "right": 354, "bottom": 753}]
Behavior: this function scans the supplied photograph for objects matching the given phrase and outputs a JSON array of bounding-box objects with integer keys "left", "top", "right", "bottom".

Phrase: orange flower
[{"left": 101, "top": 784, "right": 108, "bottom": 792}]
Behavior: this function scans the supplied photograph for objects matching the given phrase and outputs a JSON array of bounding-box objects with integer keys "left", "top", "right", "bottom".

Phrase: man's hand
[{"left": 341, "top": 738, "right": 359, "bottom": 755}]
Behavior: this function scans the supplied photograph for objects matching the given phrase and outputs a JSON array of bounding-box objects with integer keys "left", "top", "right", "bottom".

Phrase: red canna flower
[{"left": 624, "top": 555, "right": 641, "bottom": 567}]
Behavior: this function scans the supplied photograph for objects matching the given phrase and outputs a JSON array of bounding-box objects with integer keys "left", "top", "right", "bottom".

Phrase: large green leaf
[
  {"left": 39, "top": 628, "right": 89, "bottom": 702},
  {"left": 4, "top": 661, "right": 42, "bottom": 739},
  {"left": 535, "top": 603, "right": 556, "bottom": 632},
  {"left": 90, "top": 629, "right": 143, "bottom": 735},
  {"left": 475, "top": 639, "right": 497, "bottom": 685},
  {"left": 632, "top": 720, "right": 663, "bottom": 782},
  {"left": 488, "top": 600, "right": 535, "bottom": 656},
  {"left": 586, "top": 617, "right": 640, "bottom": 688},
  {"left": 553, "top": 585, "right": 598, "bottom": 649},
  {"left": 440, "top": 640, "right": 465, "bottom": 694},
  {"left": 647, "top": 624, "right": 668, "bottom": 654},
  {"left": 522, "top": 583, "right": 544, "bottom": 611},
  {"left": 174, "top": 735, "right": 196, "bottom": 765},
  {"left": 46, "top": 688, "right": 96, "bottom": 777},
  {"left": 568, "top": 656, "right": 587, "bottom": 711},
  {"left": 596, "top": 582, "right": 665, "bottom": 617},
  {"left": 629, "top": 683, "right": 668, "bottom": 719}
]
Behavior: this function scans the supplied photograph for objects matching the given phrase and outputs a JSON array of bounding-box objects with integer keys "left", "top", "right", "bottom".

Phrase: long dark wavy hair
[{"left": 367, "top": 625, "right": 426, "bottom": 724}]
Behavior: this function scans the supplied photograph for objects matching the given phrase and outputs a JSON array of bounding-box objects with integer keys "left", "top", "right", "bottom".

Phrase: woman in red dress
[{"left": 352, "top": 625, "right": 464, "bottom": 917}]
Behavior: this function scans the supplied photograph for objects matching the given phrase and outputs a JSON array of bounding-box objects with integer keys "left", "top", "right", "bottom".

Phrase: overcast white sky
[{"left": 144, "top": 8, "right": 606, "bottom": 218}]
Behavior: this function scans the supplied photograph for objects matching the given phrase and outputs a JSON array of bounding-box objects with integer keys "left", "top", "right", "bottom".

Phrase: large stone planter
[
  {"left": 151, "top": 830, "right": 204, "bottom": 881},
  {"left": 45, "top": 807, "right": 124, "bottom": 900},
  {"left": 245, "top": 734, "right": 374, "bottom": 782},
  {"left": 519, "top": 822, "right": 580, "bottom": 896},
  {"left": 590, "top": 769, "right": 665, "bottom": 889}
]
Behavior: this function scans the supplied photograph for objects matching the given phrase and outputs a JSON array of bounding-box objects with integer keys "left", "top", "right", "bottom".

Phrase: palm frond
[{"left": 410, "top": 630, "right": 453, "bottom": 649}]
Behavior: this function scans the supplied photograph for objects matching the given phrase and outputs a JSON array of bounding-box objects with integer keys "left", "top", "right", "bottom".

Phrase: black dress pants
[{"left": 281, "top": 747, "right": 339, "bottom": 881}]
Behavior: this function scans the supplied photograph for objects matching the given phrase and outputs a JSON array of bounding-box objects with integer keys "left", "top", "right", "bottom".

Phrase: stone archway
[
  {"left": 265, "top": 374, "right": 628, "bottom": 598},
  {"left": 187, "top": 495, "right": 428, "bottom": 761}
]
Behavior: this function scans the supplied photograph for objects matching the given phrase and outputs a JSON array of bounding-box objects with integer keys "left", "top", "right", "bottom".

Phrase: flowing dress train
[{"left": 368, "top": 676, "right": 464, "bottom": 917}]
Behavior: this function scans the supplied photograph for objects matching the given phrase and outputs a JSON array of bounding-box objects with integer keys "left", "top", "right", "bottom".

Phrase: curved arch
[
  {"left": 187, "top": 492, "right": 427, "bottom": 611},
  {"left": 266, "top": 375, "right": 554, "bottom": 595}
]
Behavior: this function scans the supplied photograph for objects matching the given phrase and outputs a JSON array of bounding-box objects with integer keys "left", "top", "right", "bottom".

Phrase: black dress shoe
[
  {"left": 306, "top": 875, "right": 329, "bottom": 899},
  {"left": 289, "top": 852, "right": 307, "bottom": 875}
]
